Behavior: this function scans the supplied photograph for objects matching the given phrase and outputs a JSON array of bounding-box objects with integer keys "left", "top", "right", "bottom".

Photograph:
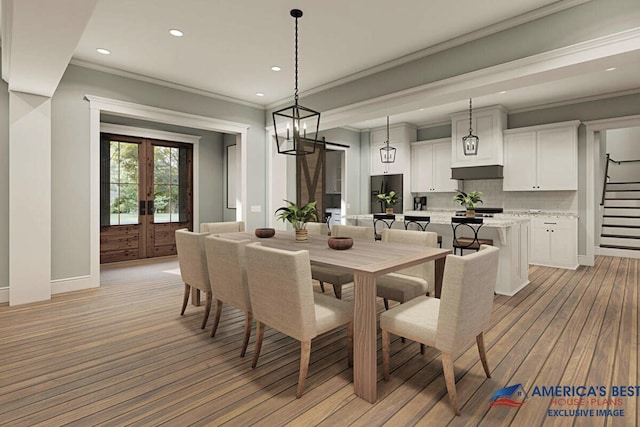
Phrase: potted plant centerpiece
[
  {"left": 453, "top": 190, "right": 483, "bottom": 217},
  {"left": 377, "top": 191, "right": 399, "bottom": 214},
  {"left": 275, "top": 200, "right": 318, "bottom": 241}
]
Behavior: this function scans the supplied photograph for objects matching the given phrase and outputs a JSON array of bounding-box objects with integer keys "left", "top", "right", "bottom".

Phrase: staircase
[{"left": 600, "top": 181, "right": 640, "bottom": 252}]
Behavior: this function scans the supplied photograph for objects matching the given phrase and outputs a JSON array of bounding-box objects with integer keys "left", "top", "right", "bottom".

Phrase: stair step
[
  {"left": 604, "top": 200, "right": 640, "bottom": 207},
  {"left": 602, "top": 217, "right": 640, "bottom": 227},
  {"left": 607, "top": 182, "right": 640, "bottom": 191},
  {"left": 601, "top": 233, "right": 640, "bottom": 238},
  {"left": 600, "top": 236, "right": 640, "bottom": 248},
  {"left": 605, "top": 191, "right": 640, "bottom": 199},
  {"left": 603, "top": 208, "right": 640, "bottom": 216},
  {"left": 600, "top": 244, "right": 640, "bottom": 251},
  {"left": 603, "top": 215, "right": 640, "bottom": 218}
]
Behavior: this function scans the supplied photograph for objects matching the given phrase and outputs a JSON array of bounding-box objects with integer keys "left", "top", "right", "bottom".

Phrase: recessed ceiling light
[
  {"left": 96, "top": 48, "right": 111, "bottom": 55},
  {"left": 419, "top": 108, "right": 425, "bottom": 111},
  {"left": 271, "top": 66, "right": 282, "bottom": 71},
  {"left": 256, "top": 92, "right": 265, "bottom": 97},
  {"left": 499, "top": 91, "right": 507, "bottom": 94},
  {"left": 169, "top": 29, "right": 184, "bottom": 37},
  {"left": 606, "top": 67, "right": 617, "bottom": 71}
]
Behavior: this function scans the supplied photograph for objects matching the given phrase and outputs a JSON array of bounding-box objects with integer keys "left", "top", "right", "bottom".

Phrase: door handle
[
  {"left": 139, "top": 200, "right": 146, "bottom": 216},
  {"left": 148, "top": 200, "right": 154, "bottom": 214}
]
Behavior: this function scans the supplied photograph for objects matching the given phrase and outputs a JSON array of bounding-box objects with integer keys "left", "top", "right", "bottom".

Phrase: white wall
[
  {"left": 0, "top": 77, "right": 8, "bottom": 290},
  {"left": 606, "top": 127, "right": 640, "bottom": 182}
]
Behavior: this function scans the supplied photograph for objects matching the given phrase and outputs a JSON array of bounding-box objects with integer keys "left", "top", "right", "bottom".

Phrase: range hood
[{"left": 451, "top": 165, "right": 503, "bottom": 180}]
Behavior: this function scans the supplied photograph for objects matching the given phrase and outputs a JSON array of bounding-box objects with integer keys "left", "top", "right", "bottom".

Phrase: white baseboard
[
  {"left": 578, "top": 255, "right": 595, "bottom": 266},
  {"left": 595, "top": 246, "right": 640, "bottom": 259},
  {"left": 51, "top": 275, "right": 97, "bottom": 295},
  {"left": 495, "top": 280, "right": 530, "bottom": 297},
  {"left": 0, "top": 288, "right": 8, "bottom": 304}
]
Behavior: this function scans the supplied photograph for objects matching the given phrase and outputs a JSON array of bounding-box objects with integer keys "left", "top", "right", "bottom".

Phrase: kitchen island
[{"left": 344, "top": 211, "right": 530, "bottom": 296}]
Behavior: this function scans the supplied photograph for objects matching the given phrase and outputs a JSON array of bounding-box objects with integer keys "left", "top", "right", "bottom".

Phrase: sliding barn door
[{"left": 296, "top": 141, "right": 325, "bottom": 218}]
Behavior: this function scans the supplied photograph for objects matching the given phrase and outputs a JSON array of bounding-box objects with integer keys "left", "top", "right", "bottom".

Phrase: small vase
[
  {"left": 466, "top": 209, "right": 475, "bottom": 217},
  {"left": 385, "top": 207, "right": 394, "bottom": 215},
  {"left": 295, "top": 228, "right": 308, "bottom": 242}
]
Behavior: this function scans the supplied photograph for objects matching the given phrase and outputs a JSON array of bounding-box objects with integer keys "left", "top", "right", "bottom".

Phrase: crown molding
[
  {"left": 266, "top": 0, "right": 592, "bottom": 110},
  {"left": 71, "top": 59, "right": 266, "bottom": 110},
  {"left": 508, "top": 88, "right": 640, "bottom": 115},
  {"left": 417, "top": 120, "right": 451, "bottom": 130}
]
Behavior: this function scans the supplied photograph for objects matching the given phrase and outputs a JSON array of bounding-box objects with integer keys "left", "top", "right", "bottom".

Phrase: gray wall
[
  {"left": 0, "top": 77, "right": 8, "bottom": 288},
  {"left": 606, "top": 127, "right": 640, "bottom": 182},
  {"left": 51, "top": 65, "right": 265, "bottom": 280}
]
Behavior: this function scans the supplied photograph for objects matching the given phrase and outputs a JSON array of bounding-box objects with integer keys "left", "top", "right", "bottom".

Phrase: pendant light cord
[
  {"left": 468, "top": 98, "right": 473, "bottom": 133},
  {"left": 294, "top": 15, "right": 299, "bottom": 105},
  {"left": 386, "top": 116, "right": 390, "bottom": 146}
]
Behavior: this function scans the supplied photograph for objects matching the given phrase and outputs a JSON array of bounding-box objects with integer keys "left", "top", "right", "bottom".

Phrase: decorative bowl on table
[
  {"left": 254, "top": 228, "right": 275, "bottom": 238},
  {"left": 328, "top": 236, "right": 353, "bottom": 250}
]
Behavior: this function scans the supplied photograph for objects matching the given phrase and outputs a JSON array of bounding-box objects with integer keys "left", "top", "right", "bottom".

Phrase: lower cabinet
[{"left": 530, "top": 216, "right": 578, "bottom": 269}]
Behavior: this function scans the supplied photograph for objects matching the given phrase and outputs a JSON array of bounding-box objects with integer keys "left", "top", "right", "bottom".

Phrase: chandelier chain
[{"left": 468, "top": 98, "right": 473, "bottom": 133}]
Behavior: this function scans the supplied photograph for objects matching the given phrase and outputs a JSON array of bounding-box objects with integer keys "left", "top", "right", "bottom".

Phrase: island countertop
[{"left": 344, "top": 211, "right": 530, "bottom": 228}]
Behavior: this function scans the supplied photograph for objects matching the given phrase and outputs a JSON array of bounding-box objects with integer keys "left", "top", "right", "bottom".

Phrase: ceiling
[{"left": 71, "top": 0, "right": 640, "bottom": 130}]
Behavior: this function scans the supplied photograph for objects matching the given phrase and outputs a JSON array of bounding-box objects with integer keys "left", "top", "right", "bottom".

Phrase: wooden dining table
[{"left": 221, "top": 230, "right": 452, "bottom": 403}]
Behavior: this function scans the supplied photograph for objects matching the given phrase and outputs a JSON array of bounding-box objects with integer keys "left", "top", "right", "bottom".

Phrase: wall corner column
[{"left": 9, "top": 91, "right": 52, "bottom": 305}]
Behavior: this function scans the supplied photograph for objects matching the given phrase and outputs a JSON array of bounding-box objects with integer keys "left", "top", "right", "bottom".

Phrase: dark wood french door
[
  {"left": 296, "top": 140, "right": 325, "bottom": 216},
  {"left": 100, "top": 133, "right": 193, "bottom": 263}
]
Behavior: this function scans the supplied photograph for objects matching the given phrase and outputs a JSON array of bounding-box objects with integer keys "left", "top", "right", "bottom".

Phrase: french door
[{"left": 100, "top": 133, "right": 193, "bottom": 263}]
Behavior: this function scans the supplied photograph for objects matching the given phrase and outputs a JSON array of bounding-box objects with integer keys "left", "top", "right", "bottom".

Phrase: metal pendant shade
[
  {"left": 380, "top": 116, "right": 396, "bottom": 163},
  {"left": 462, "top": 98, "right": 479, "bottom": 156},
  {"left": 272, "top": 9, "right": 321, "bottom": 156}
]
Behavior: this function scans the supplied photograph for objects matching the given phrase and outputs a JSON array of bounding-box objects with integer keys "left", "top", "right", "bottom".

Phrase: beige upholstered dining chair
[
  {"left": 377, "top": 228, "right": 438, "bottom": 309},
  {"left": 175, "top": 229, "right": 213, "bottom": 329},
  {"left": 204, "top": 235, "right": 253, "bottom": 357},
  {"left": 380, "top": 245, "right": 500, "bottom": 415},
  {"left": 331, "top": 224, "right": 374, "bottom": 241},
  {"left": 306, "top": 222, "right": 352, "bottom": 298},
  {"left": 200, "top": 221, "right": 245, "bottom": 234},
  {"left": 245, "top": 242, "right": 354, "bottom": 398}
]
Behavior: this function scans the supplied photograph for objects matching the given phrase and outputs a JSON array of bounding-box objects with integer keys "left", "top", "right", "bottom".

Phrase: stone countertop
[{"left": 345, "top": 211, "right": 530, "bottom": 228}]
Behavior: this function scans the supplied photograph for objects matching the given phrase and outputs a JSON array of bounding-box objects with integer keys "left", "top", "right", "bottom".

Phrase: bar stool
[
  {"left": 403, "top": 215, "right": 443, "bottom": 248},
  {"left": 373, "top": 214, "right": 395, "bottom": 241},
  {"left": 451, "top": 217, "right": 493, "bottom": 255}
]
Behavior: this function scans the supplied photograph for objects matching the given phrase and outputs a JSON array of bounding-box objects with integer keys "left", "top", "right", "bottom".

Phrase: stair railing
[{"left": 601, "top": 154, "right": 640, "bottom": 205}]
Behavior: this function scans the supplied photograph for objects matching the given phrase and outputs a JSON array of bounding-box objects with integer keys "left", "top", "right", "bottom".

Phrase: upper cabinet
[
  {"left": 411, "top": 139, "right": 460, "bottom": 192},
  {"left": 450, "top": 105, "right": 507, "bottom": 168},
  {"left": 503, "top": 121, "right": 580, "bottom": 191},
  {"left": 370, "top": 123, "right": 416, "bottom": 176}
]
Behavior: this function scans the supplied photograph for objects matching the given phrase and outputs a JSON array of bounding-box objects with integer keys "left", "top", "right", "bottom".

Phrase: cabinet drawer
[{"left": 531, "top": 217, "right": 574, "bottom": 229}]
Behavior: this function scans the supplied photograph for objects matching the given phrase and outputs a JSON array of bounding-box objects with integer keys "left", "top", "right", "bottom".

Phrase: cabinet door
[
  {"left": 536, "top": 127, "right": 577, "bottom": 190},
  {"left": 432, "top": 142, "right": 458, "bottom": 192},
  {"left": 411, "top": 144, "right": 433, "bottom": 192},
  {"left": 529, "top": 222, "right": 550, "bottom": 265},
  {"left": 548, "top": 219, "right": 577, "bottom": 268},
  {"left": 503, "top": 132, "right": 537, "bottom": 191}
]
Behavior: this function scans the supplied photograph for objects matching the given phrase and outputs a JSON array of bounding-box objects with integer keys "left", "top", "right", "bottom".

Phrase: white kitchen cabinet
[
  {"left": 530, "top": 216, "right": 578, "bottom": 269},
  {"left": 411, "top": 139, "right": 459, "bottom": 192},
  {"left": 503, "top": 121, "right": 580, "bottom": 191},
  {"left": 325, "top": 150, "right": 342, "bottom": 194},
  {"left": 450, "top": 105, "right": 507, "bottom": 168},
  {"left": 370, "top": 123, "right": 416, "bottom": 176}
]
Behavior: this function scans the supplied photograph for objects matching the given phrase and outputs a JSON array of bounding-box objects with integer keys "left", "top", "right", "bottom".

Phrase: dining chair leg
[
  {"left": 383, "top": 298, "right": 389, "bottom": 310},
  {"left": 296, "top": 340, "right": 312, "bottom": 398},
  {"left": 240, "top": 312, "right": 253, "bottom": 358},
  {"left": 210, "top": 300, "right": 223, "bottom": 337},
  {"left": 442, "top": 352, "right": 461, "bottom": 416},
  {"left": 420, "top": 343, "right": 425, "bottom": 355},
  {"left": 319, "top": 281, "right": 325, "bottom": 293},
  {"left": 346, "top": 322, "right": 353, "bottom": 368},
  {"left": 252, "top": 321, "right": 265, "bottom": 368},
  {"left": 333, "top": 284, "right": 342, "bottom": 299},
  {"left": 201, "top": 292, "right": 213, "bottom": 329},
  {"left": 381, "top": 329, "right": 390, "bottom": 381},
  {"left": 476, "top": 332, "right": 491, "bottom": 378},
  {"left": 180, "top": 284, "right": 191, "bottom": 315}
]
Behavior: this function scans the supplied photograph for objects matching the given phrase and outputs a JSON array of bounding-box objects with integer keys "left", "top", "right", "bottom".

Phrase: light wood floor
[{"left": 0, "top": 256, "right": 637, "bottom": 426}]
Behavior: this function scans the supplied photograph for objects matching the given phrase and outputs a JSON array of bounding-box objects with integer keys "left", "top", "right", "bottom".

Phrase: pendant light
[
  {"left": 379, "top": 116, "right": 397, "bottom": 163},
  {"left": 272, "top": 9, "right": 320, "bottom": 156},
  {"left": 462, "top": 98, "right": 479, "bottom": 156}
]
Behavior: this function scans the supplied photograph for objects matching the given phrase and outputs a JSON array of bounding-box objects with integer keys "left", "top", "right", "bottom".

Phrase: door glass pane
[
  {"left": 107, "top": 140, "right": 139, "bottom": 225},
  {"left": 153, "top": 145, "right": 185, "bottom": 223}
]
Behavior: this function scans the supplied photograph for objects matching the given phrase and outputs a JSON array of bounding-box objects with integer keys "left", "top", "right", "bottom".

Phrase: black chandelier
[
  {"left": 462, "top": 98, "right": 479, "bottom": 156},
  {"left": 379, "top": 116, "right": 397, "bottom": 163},
  {"left": 272, "top": 9, "right": 321, "bottom": 156}
]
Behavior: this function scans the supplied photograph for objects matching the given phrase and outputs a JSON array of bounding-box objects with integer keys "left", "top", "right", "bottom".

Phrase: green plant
[
  {"left": 376, "top": 191, "right": 398, "bottom": 208},
  {"left": 275, "top": 200, "right": 318, "bottom": 230},
  {"left": 453, "top": 190, "right": 483, "bottom": 210}
]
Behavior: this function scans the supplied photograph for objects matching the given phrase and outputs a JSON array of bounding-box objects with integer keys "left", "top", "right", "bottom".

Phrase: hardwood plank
[{"left": 0, "top": 256, "right": 638, "bottom": 426}]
